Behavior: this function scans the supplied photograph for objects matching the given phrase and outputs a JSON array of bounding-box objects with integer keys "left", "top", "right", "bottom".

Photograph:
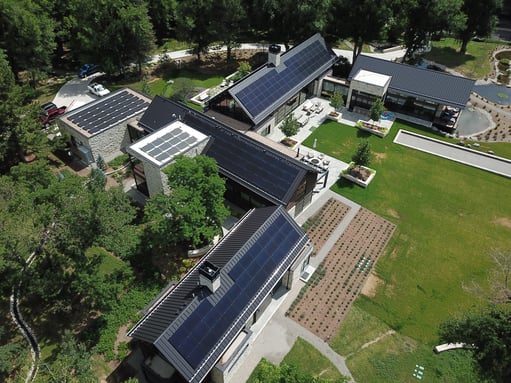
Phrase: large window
[
  {"left": 349, "top": 90, "right": 378, "bottom": 110},
  {"left": 385, "top": 91, "right": 438, "bottom": 120},
  {"left": 321, "top": 80, "right": 348, "bottom": 99}
]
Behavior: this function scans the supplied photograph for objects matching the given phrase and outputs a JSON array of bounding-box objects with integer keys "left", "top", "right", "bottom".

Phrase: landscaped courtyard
[{"left": 297, "top": 119, "right": 511, "bottom": 382}]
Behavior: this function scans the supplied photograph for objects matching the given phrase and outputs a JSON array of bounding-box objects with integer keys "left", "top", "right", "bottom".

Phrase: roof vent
[
  {"left": 199, "top": 261, "right": 220, "bottom": 293},
  {"left": 268, "top": 44, "right": 282, "bottom": 67}
]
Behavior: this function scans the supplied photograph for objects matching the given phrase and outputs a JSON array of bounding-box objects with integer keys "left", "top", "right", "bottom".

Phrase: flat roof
[
  {"left": 128, "top": 206, "right": 310, "bottom": 383},
  {"left": 61, "top": 88, "right": 151, "bottom": 138},
  {"left": 139, "top": 97, "right": 317, "bottom": 206},
  {"left": 227, "top": 34, "right": 338, "bottom": 125},
  {"left": 349, "top": 55, "right": 475, "bottom": 108},
  {"left": 127, "top": 121, "right": 209, "bottom": 168},
  {"left": 353, "top": 69, "right": 391, "bottom": 87}
]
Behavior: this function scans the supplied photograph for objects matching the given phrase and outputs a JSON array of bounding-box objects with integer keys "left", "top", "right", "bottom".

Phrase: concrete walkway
[
  {"left": 229, "top": 190, "right": 360, "bottom": 383},
  {"left": 394, "top": 129, "right": 511, "bottom": 178}
]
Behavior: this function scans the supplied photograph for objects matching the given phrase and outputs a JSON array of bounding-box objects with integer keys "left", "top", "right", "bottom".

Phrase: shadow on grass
[
  {"left": 426, "top": 47, "right": 476, "bottom": 67},
  {"left": 335, "top": 177, "right": 358, "bottom": 189},
  {"left": 356, "top": 130, "right": 372, "bottom": 139}
]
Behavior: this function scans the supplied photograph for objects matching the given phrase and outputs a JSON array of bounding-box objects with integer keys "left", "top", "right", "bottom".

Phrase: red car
[{"left": 40, "top": 106, "right": 67, "bottom": 126}]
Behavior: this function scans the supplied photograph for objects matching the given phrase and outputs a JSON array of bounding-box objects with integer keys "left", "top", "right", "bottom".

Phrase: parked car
[
  {"left": 39, "top": 106, "right": 67, "bottom": 126},
  {"left": 78, "top": 64, "right": 99, "bottom": 78},
  {"left": 40, "top": 102, "right": 57, "bottom": 112},
  {"left": 88, "top": 82, "right": 110, "bottom": 97}
]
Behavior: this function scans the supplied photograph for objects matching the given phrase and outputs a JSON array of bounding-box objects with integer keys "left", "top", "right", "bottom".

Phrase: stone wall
[{"left": 89, "top": 123, "right": 131, "bottom": 163}]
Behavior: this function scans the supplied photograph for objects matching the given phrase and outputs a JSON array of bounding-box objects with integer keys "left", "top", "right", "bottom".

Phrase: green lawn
[
  {"left": 425, "top": 37, "right": 501, "bottom": 79},
  {"left": 302, "top": 120, "right": 511, "bottom": 381},
  {"left": 247, "top": 337, "right": 346, "bottom": 382},
  {"left": 282, "top": 338, "right": 344, "bottom": 381}
]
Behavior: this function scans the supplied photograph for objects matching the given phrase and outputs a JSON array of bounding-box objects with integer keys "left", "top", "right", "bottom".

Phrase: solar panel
[
  {"left": 168, "top": 213, "right": 304, "bottom": 369},
  {"left": 234, "top": 40, "right": 333, "bottom": 119},
  {"left": 68, "top": 90, "right": 149, "bottom": 135}
]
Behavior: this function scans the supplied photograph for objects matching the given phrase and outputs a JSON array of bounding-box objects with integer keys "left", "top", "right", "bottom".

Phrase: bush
[
  {"left": 279, "top": 114, "right": 300, "bottom": 138},
  {"left": 108, "top": 153, "right": 130, "bottom": 169},
  {"left": 171, "top": 78, "right": 195, "bottom": 102},
  {"left": 352, "top": 141, "right": 371, "bottom": 167}
]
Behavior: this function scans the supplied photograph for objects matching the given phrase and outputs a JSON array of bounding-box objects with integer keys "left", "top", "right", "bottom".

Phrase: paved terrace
[{"left": 394, "top": 129, "right": 511, "bottom": 178}]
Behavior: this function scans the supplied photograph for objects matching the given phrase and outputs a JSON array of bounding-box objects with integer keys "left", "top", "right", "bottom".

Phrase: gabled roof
[
  {"left": 128, "top": 206, "right": 310, "bottom": 383},
  {"left": 61, "top": 88, "right": 151, "bottom": 138},
  {"left": 349, "top": 55, "right": 475, "bottom": 108},
  {"left": 138, "top": 96, "right": 317, "bottom": 205},
  {"left": 227, "top": 34, "right": 338, "bottom": 125}
]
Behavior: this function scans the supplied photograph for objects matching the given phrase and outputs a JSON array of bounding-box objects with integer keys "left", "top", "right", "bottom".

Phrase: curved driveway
[
  {"left": 52, "top": 75, "right": 100, "bottom": 111},
  {"left": 394, "top": 129, "right": 511, "bottom": 178}
]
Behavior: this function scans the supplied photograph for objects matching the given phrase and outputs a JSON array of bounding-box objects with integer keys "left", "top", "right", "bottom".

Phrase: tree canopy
[
  {"left": 144, "top": 155, "right": 228, "bottom": 249},
  {"left": 280, "top": 114, "right": 301, "bottom": 138},
  {"left": 250, "top": 359, "right": 350, "bottom": 383},
  {"left": 439, "top": 305, "right": 511, "bottom": 383},
  {"left": 352, "top": 141, "right": 371, "bottom": 167}
]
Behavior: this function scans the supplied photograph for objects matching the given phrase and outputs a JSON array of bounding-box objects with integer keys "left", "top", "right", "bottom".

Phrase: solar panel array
[
  {"left": 185, "top": 114, "right": 304, "bottom": 204},
  {"left": 234, "top": 40, "right": 333, "bottom": 118},
  {"left": 168, "top": 214, "right": 301, "bottom": 368},
  {"left": 139, "top": 128, "right": 198, "bottom": 164},
  {"left": 68, "top": 90, "right": 149, "bottom": 135}
]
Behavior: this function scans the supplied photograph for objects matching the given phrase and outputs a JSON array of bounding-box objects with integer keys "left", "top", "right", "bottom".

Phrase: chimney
[
  {"left": 199, "top": 261, "right": 221, "bottom": 293},
  {"left": 268, "top": 44, "right": 282, "bottom": 67}
]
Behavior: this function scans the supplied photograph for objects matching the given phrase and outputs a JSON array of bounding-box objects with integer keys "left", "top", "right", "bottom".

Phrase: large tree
[
  {"left": 0, "top": 0, "right": 56, "bottom": 82},
  {"left": 439, "top": 306, "right": 511, "bottom": 383},
  {"left": 402, "top": 0, "right": 466, "bottom": 61},
  {"left": 144, "top": 155, "right": 228, "bottom": 250},
  {"left": 147, "top": 0, "right": 178, "bottom": 43},
  {"left": 175, "top": 0, "right": 217, "bottom": 62},
  {"left": 329, "top": 0, "right": 390, "bottom": 63},
  {"left": 69, "top": 0, "right": 156, "bottom": 75},
  {"left": 455, "top": 0, "right": 502, "bottom": 54}
]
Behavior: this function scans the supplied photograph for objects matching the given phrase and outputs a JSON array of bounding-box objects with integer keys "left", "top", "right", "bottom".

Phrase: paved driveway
[
  {"left": 394, "top": 130, "right": 511, "bottom": 178},
  {"left": 52, "top": 74, "right": 102, "bottom": 111}
]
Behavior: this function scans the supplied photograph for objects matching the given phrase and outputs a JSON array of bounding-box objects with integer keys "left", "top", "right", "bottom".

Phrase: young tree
[
  {"left": 439, "top": 306, "right": 511, "bottom": 383},
  {"left": 144, "top": 155, "right": 228, "bottom": 249},
  {"left": 369, "top": 98, "right": 385, "bottom": 122},
  {"left": 352, "top": 141, "right": 371, "bottom": 167},
  {"left": 330, "top": 91, "right": 345, "bottom": 111},
  {"left": 279, "top": 114, "right": 300, "bottom": 138},
  {"left": 455, "top": 0, "right": 502, "bottom": 55}
]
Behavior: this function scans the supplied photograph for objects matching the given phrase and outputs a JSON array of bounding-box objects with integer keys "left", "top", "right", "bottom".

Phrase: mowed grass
[
  {"left": 302, "top": 120, "right": 511, "bottom": 380},
  {"left": 425, "top": 37, "right": 500, "bottom": 79},
  {"left": 247, "top": 337, "right": 345, "bottom": 382},
  {"left": 282, "top": 337, "right": 344, "bottom": 381}
]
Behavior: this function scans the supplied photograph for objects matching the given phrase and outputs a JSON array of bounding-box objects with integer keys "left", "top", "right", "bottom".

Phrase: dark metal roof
[
  {"left": 348, "top": 55, "right": 475, "bottom": 108},
  {"left": 227, "top": 34, "right": 338, "bottom": 125},
  {"left": 128, "top": 206, "right": 310, "bottom": 383},
  {"left": 138, "top": 96, "right": 316, "bottom": 205}
]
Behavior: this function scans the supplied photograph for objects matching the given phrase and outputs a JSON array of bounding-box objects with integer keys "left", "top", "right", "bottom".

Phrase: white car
[{"left": 88, "top": 82, "right": 110, "bottom": 97}]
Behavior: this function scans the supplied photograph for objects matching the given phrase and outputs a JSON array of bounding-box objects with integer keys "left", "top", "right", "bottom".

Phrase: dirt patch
[
  {"left": 288, "top": 207, "right": 396, "bottom": 342},
  {"left": 387, "top": 208, "right": 400, "bottom": 220},
  {"left": 361, "top": 273, "right": 383, "bottom": 297},
  {"left": 373, "top": 152, "right": 387, "bottom": 163},
  {"left": 494, "top": 217, "right": 511, "bottom": 229}
]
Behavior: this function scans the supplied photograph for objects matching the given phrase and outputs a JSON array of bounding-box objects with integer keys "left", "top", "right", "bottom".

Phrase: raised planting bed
[
  {"left": 281, "top": 137, "right": 298, "bottom": 148},
  {"left": 355, "top": 120, "right": 389, "bottom": 137},
  {"left": 341, "top": 162, "right": 376, "bottom": 188},
  {"left": 326, "top": 111, "right": 341, "bottom": 121}
]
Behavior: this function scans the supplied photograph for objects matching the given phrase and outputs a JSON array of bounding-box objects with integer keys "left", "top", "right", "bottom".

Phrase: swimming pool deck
[{"left": 394, "top": 129, "right": 511, "bottom": 178}]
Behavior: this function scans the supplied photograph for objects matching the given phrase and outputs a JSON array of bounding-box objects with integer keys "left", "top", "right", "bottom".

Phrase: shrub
[
  {"left": 279, "top": 114, "right": 300, "bottom": 138},
  {"left": 352, "top": 141, "right": 371, "bottom": 167}
]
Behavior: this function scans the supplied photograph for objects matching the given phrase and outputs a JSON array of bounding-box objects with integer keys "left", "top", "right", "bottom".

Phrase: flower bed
[
  {"left": 355, "top": 120, "right": 389, "bottom": 137},
  {"left": 341, "top": 162, "right": 376, "bottom": 188},
  {"left": 326, "top": 111, "right": 341, "bottom": 121}
]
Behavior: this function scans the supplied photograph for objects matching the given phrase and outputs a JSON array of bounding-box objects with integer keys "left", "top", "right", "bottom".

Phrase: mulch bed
[
  {"left": 288, "top": 206, "right": 396, "bottom": 342},
  {"left": 302, "top": 198, "right": 352, "bottom": 254}
]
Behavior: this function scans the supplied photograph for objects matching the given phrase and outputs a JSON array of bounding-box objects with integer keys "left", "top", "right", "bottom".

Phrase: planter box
[
  {"left": 356, "top": 120, "right": 389, "bottom": 137},
  {"left": 341, "top": 163, "right": 376, "bottom": 188},
  {"left": 327, "top": 112, "right": 342, "bottom": 121}
]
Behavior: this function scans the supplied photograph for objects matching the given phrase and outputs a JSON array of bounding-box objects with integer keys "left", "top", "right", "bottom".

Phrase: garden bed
[
  {"left": 341, "top": 162, "right": 376, "bottom": 188},
  {"left": 287, "top": 208, "right": 396, "bottom": 342},
  {"left": 355, "top": 120, "right": 389, "bottom": 137},
  {"left": 302, "top": 198, "right": 351, "bottom": 254}
]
